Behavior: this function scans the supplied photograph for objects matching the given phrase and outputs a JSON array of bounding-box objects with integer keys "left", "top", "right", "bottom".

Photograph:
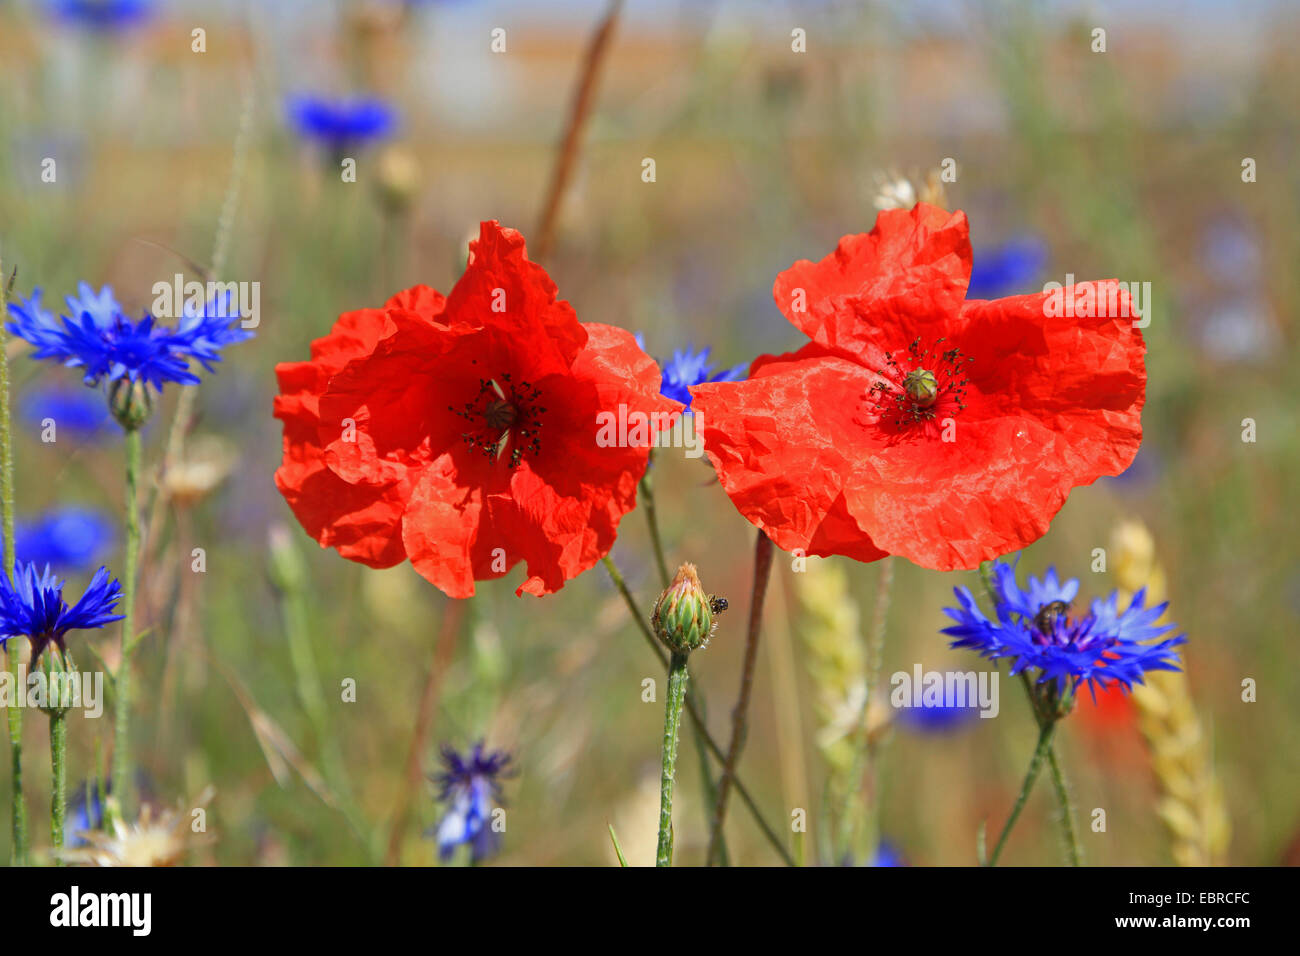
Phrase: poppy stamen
[
  {"left": 450, "top": 376, "right": 545, "bottom": 468},
  {"left": 865, "top": 338, "right": 972, "bottom": 431}
]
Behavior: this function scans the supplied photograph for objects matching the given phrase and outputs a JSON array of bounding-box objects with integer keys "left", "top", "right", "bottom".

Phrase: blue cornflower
[
  {"left": 5, "top": 288, "right": 65, "bottom": 353},
  {"left": 0, "top": 561, "right": 124, "bottom": 663},
  {"left": 20, "top": 381, "right": 115, "bottom": 440},
  {"left": 174, "top": 290, "right": 256, "bottom": 374},
  {"left": 426, "top": 742, "right": 511, "bottom": 863},
  {"left": 6, "top": 283, "right": 253, "bottom": 394},
  {"left": 966, "top": 236, "right": 1048, "bottom": 300},
  {"left": 942, "top": 561, "right": 1185, "bottom": 700},
  {"left": 7, "top": 507, "right": 115, "bottom": 572},
  {"left": 287, "top": 95, "right": 397, "bottom": 153},
  {"left": 637, "top": 335, "right": 746, "bottom": 411},
  {"left": 46, "top": 0, "right": 152, "bottom": 32}
]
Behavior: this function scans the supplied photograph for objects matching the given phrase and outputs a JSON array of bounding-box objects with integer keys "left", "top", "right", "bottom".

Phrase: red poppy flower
[
  {"left": 689, "top": 203, "right": 1146, "bottom": 570},
  {"left": 274, "top": 221, "right": 681, "bottom": 597}
]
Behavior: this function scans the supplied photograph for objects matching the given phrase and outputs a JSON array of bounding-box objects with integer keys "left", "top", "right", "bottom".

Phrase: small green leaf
[{"left": 607, "top": 823, "right": 628, "bottom": 867}]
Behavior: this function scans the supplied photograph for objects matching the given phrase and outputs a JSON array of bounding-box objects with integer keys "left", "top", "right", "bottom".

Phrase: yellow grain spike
[
  {"left": 793, "top": 558, "right": 880, "bottom": 779},
  {"left": 1111, "top": 520, "right": 1231, "bottom": 866}
]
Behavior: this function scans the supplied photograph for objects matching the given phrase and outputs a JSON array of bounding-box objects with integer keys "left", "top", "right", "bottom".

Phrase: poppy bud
[{"left": 652, "top": 563, "right": 715, "bottom": 654}]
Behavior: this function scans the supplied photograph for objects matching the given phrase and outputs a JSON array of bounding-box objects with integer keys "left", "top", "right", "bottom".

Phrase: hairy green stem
[
  {"left": 1, "top": 258, "right": 27, "bottom": 865},
  {"left": 1047, "top": 744, "right": 1083, "bottom": 866},
  {"left": 601, "top": 556, "right": 795, "bottom": 866},
  {"left": 656, "top": 652, "right": 689, "bottom": 866},
  {"left": 49, "top": 711, "right": 66, "bottom": 852},
  {"left": 987, "top": 717, "right": 1056, "bottom": 866},
  {"left": 6, "top": 659, "right": 25, "bottom": 866},
  {"left": 112, "top": 427, "right": 142, "bottom": 815}
]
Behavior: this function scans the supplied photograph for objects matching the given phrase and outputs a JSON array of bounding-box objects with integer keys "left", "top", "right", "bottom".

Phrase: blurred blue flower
[
  {"left": 636, "top": 335, "right": 746, "bottom": 411},
  {"left": 47, "top": 0, "right": 152, "bottom": 32},
  {"left": 7, "top": 283, "right": 253, "bottom": 392},
  {"left": 426, "top": 742, "right": 511, "bottom": 863},
  {"left": 868, "top": 842, "right": 906, "bottom": 866},
  {"left": 287, "top": 95, "right": 397, "bottom": 153},
  {"left": 67, "top": 781, "right": 107, "bottom": 848},
  {"left": 0, "top": 561, "right": 124, "bottom": 662},
  {"left": 19, "top": 382, "right": 114, "bottom": 440},
  {"left": 6, "top": 507, "right": 115, "bottom": 573},
  {"left": 1197, "top": 295, "right": 1278, "bottom": 364},
  {"left": 1109, "top": 444, "right": 1160, "bottom": 491},
  {"left": 1190, "top": 218, "right": 1276, "bottom": 364},
  {"left": 966, "top": 236, "right": 1048, "bottom": 300},
  {"left": 1200, "top": 217, "right": 1261, "bottom": 287},
  {"left": 895, "top": 699, "right": 981, "bottom": 734},
  {"left": 943, "top": 561, "right": 1185, "bottom": 698}
]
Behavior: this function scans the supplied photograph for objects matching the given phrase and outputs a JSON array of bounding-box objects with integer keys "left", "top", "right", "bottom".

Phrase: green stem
[
  {"left": 981, "top": 560, "right": 1082, "bottom": 866},
  {"left": 1, "top": 258, "right": 27, "bottom": 866},
  {"left": 986, "top": 717, "right": 1056, "bottom": 866},
  {"left": 639, "top": 460, "right": 670, "bottom": 590},
  {"left": 1014, "top": 671, "right": 1082, "bottom": 865},
  {"left": 6, "top": 693, "right": 24, "bottom": 866},
  {"left": 49, "top": 711, "right": 66, "bottom": 853},
  {"left": 977, "top": 559, "right": 997, "bottom": 600},
  {"left": 601, "top": 556, "right": 795, "bottom": 866},
  {"left": 656, "top": 651, "right": 689, "bottom": 866},
  {"left": 112, "top": 427, "right": 142, "bottom": 816},
  {"left": 1047, "top": 746, "right": 1083, "bottom": 866}
]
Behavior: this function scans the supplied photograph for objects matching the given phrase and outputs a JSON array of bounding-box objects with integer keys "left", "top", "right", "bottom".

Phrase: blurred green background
[{"left": 0, "top": 0, "right": 1296, "bottom": 865}]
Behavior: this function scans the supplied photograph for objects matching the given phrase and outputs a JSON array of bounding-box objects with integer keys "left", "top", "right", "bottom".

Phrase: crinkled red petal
[
  {"left": 273, "top": 307, "right": 412, "bottom": 565},
  {"left": 772, "top": 203, "right": 971, "bottom": 359},
  {"left": 691, "top": 345, "right": 887, "bottom": 561}
]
